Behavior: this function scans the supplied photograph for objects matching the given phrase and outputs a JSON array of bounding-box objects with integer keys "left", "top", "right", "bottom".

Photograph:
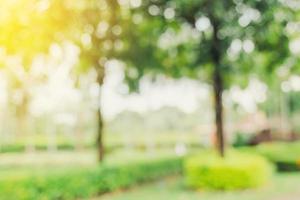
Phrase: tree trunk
[
  {"left": 96, "top": 71, "right": 105, "bottom": 162},
  {"left": 97, "top": 104, "right": 104, "bottom": 162},
  {"left": 213, "top": 67, "right": 225, "bottom": 157},
  {"left": 210, "top": 12, "right": 225, "bottom": 157}
]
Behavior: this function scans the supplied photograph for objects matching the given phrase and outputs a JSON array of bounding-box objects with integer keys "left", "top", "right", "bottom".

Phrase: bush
[
  {"left": 241, "top": 142, "right": 300, "bottom": 171},
  {"left": 232, "top": 132, "right": 253, "bottom": 147},
  {"left": 184, "top": 151, "right": 273, "bottom": 190},
  {"left": 0, "top": 156, "right": 183, "bottom": 200}
]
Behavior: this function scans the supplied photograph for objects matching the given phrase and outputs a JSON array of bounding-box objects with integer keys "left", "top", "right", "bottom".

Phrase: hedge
[
  {"left": 0, "top": 156, "right": 183, "bottom": 200},
  {"left": 0, "top": 143, "right": 202, "bottom": 154},
  {"left": 184, "top": 150, "right": 274, "bottom": 190},
  {"left": 240, "top": 142, "right": 300, "bottom": 172}
]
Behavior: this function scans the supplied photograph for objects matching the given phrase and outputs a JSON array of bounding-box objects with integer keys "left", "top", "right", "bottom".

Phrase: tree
[
  {"left": 68, "top": 0, "right": 127, "bottom": 161},
  {"left": 0, "top": 0, "right": 74, "bottom": 152},
  {"left": 122, "top": 0, "right": 293, "bottom": 157},
  {"left": 0, "top": 0, "right": 128, "bottom": 161}
]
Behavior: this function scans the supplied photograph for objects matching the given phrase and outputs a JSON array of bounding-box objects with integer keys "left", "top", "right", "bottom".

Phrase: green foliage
[
  {"left": 288, "top": 92, "right": 300, "bottom": 114},
  {"left": 232, "top": 132, "right": 253, "bottom": 147},
  {"left": 0, "top": 156, "right": 183, "bottom": 200},
  {"left": 241, "top": 142, "right": 300, "bottom": 171},
  {"left": 124, "top": 0, "right": 293, "bottom": 89},
  {"left": 0, "top": 0, "right": 75, "bottom": 63},
  {"left": 184, "top": 151, "right": 273, "bottom": 190}
]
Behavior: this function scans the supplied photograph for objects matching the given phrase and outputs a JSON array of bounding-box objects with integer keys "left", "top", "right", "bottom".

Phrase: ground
[{"left": 99, "top": 173, "right": 300, "bottom": 200}]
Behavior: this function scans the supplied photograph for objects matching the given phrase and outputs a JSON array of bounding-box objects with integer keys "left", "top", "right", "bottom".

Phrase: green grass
[
  {"left": 100, "top": 173, "right": 300, "bottom": 200},
  {"left": 0, "top": 149, "right": 183, "bottom": 180}
]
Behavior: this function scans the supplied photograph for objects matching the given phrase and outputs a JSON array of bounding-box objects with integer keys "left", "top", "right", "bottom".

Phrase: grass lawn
[
  {"left": 0, "top": 149, "right": 181, "bottom": 179},
  {"left": 100, "top": 173, "right": 300, "bottom": 200}
]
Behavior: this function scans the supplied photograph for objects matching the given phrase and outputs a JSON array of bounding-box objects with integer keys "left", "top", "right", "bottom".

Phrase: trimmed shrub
[
  {"left": 184, "top": 151, "right": 273, "bottom": 190},
  {"left": 241, "top": 142, "right": 300, "bottom": 171},
  {"left": 0, "top": 156, "right": 183, "bottom": 200}
]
